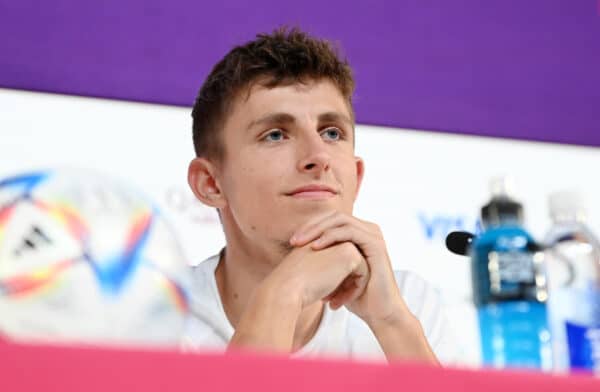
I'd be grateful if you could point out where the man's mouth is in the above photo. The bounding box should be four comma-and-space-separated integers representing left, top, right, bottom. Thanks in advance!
286, 184, 338, 199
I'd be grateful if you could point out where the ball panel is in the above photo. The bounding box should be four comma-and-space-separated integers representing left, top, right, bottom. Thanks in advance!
0, 169, 191, 347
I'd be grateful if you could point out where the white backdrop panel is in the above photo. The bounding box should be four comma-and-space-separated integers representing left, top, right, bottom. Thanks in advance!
2, 88, 600, 366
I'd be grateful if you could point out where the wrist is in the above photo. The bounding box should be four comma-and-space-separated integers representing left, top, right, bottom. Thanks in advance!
366, 306, 420, 336
362, 296, 415, 331
367, 307, 439, 365
229, 275, 302, 353
258, 271, 304, 314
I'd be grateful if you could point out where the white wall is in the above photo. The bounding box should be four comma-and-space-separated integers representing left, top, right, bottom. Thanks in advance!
2, 88, 600, 366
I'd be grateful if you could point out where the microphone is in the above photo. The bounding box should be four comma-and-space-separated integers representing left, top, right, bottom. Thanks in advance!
445, 231, 475, 256
445, 230, 545, 256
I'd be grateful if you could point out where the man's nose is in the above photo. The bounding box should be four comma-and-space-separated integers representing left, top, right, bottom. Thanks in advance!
297, 133, 331, 174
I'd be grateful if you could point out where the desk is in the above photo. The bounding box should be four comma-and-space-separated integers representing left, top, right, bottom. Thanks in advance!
1, 339, 598, 391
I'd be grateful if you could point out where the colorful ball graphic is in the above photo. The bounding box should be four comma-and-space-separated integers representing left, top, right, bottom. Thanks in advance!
0, 169, 191, 347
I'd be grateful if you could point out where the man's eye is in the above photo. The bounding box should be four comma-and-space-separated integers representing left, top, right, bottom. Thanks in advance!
321, 127, 342, 141
264, 129, 285, 142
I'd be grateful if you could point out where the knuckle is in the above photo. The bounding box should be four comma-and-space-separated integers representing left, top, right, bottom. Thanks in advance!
369, 222, 382, 233
320, 231, 335, 242
335, 212, 347, 223
338, 242, 357, 259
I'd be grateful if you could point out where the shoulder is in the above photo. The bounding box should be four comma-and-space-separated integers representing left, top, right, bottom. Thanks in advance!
190, 254, 220, 284
181, 253, 232, 350
186, 254, 221, 311
187, 252, 222, 314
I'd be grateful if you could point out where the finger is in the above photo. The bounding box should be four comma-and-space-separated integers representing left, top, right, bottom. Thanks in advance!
290, 211, 342, 246
323, 288, 341, 303
317, 266, 354, 303
323, 260, 364, 301
329, 281, 357, 309
329, 277, 365, 309
323, 284, 344, 301
291, 210, 338, 242
310, 225, 373, 253
329, 258, 370, 307
322, 282, 344, 303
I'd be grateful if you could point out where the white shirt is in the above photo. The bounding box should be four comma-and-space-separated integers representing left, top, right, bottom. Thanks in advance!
182, 254, 456, 364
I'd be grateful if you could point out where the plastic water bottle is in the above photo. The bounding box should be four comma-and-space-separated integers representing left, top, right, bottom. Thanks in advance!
544, 191, 600, 374
471, 177, 551, 370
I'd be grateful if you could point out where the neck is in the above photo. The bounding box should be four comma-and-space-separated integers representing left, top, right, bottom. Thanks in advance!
215, 216, 324, 351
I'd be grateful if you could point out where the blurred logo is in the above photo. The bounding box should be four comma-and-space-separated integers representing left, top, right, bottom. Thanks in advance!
418, 212, 482, 241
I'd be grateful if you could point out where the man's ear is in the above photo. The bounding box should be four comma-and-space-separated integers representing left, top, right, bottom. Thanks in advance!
188, 157, 226, 208
354, 156, 365, 200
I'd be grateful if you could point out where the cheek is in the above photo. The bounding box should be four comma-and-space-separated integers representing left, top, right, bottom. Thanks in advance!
225, 155, 287, 203
337, 157, 359, 191
224, 158, 291, 235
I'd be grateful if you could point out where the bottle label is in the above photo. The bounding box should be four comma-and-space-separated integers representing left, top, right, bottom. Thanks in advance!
488, 251, 535, 296
565, 322, 600, 372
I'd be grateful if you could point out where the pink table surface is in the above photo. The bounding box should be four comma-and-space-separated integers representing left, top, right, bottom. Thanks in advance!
1, 338, 599, 391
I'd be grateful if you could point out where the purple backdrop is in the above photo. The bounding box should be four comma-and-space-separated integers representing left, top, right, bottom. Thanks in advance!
1, 0, 599, 146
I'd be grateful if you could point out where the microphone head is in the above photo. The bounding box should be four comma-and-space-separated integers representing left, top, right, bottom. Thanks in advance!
445, 231, 475, 256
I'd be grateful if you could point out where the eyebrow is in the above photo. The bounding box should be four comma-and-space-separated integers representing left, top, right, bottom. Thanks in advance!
247, 111, 354, 131
318, 112, 354, 129
247, 112, 295, 131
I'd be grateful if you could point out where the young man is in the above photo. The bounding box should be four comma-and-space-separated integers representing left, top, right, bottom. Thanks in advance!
183, 28, 454, 364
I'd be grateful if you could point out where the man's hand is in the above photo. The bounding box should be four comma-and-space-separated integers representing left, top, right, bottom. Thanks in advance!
229, 241, 369, 353
290, 212, 439, 364
268, 241, 370, 311
289, 211, 406, 325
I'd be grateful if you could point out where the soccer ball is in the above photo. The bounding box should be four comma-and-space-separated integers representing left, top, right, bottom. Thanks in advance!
0, 169, 191, 347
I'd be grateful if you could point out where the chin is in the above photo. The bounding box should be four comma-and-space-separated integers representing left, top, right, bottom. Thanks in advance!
292, 201, 340, 215
285, 204, 345, 226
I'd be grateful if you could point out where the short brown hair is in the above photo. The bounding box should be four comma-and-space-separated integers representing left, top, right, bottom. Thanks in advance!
191, 27, 355, 160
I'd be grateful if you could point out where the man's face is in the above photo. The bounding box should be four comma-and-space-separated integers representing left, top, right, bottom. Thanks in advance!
215, 79, 364, 246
